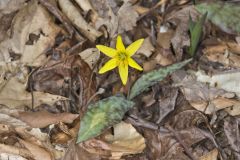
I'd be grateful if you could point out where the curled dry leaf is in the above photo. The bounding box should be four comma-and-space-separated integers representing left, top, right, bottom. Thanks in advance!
15, 111, 78, 128
58, 0, 102, 42
78, 48, 100, 69
137, 37, 155, 58
0, 77, 67, 108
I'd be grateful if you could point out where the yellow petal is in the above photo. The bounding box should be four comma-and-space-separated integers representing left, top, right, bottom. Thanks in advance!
99, 58, 118, 74
96, 45, 117, 58
126, 39, 144, 56
118, 61, 128, 85
128, 58, 143, 71
116, 35, 125, 52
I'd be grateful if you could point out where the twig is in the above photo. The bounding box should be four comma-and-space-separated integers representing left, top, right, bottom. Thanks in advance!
166, 125, 198, 160
126, 114, 158, 130
137, 0, 168, 21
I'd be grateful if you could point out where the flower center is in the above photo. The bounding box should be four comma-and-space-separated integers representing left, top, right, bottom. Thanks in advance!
118, 52, 127, 61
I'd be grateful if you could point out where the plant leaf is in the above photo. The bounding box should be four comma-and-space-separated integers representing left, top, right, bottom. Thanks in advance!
196, 2, 240, 34
129, 59, 192, 100
77, 96, 134, 143
188, 12, 207, 56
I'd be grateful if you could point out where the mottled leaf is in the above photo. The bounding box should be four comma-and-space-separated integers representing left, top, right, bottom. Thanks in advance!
77, 96, 134, 143
196, 2, 240, 34
129, 59, 192, 100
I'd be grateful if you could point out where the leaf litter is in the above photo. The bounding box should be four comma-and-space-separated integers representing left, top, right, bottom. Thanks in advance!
0, 0, 240, 160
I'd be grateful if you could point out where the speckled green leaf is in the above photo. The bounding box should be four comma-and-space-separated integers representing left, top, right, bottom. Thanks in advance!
77, 96, 134, 143
196, 2, 240, 34
129, 59, 192, 100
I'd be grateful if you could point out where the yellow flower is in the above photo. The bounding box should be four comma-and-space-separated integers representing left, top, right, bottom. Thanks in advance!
97, 35, 144, 85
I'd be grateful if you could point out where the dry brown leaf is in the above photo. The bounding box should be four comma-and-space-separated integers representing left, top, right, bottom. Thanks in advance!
195, 70, 240, 97
199, 148, 218, 160
16, 111, 78, 128
0, 77, 67, 108
117, 2, 139, 34
81, 122, 146, 159
58, 0, 102, 42
78, 48, 100, 69
137, 37, 155, 58
173, 71, 240, 115
19, 139, 52, 160
166, 5, 199, 60
0, 0, 26, 15
0, 153, 28, 160
0, 0, 61, 66
203, 42, 240, 68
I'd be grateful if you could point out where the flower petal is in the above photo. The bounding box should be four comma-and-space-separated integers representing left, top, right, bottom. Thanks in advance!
99, 58, 118, 74
118, 61, 128, 85
126, 39, 144, 56
128, 58, 143, 71
96, 45, 117, 58
116, 35, 125, 52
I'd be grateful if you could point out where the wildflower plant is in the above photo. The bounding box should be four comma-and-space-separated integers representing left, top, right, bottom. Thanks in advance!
96, 35, 144, 85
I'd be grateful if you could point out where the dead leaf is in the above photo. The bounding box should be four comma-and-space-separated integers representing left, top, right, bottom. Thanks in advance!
15, 111, 78, 128
0, 77, 67, 108
117, 2, 139, 34
137, 37, 155, 58
199, 148, 218, 160
78, 48, 100, 69
0, 0, 62, 66
224, 117, 240, 159
58, 0, 102, 42
195, 70, 240, 97
19, 139, 52, 160
166, 5, 199, 60
81, 122, 146, 159
203, 42, 240, 68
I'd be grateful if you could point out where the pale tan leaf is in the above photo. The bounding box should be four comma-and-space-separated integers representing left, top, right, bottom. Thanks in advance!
78, 48, 100, 69
0, 77, 67, 108
199, 148, 218, 160
16, 111, 78, 128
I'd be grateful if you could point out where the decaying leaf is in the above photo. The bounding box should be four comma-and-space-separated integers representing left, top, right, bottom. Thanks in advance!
0, 77, 67, 108
195, 70, 240, 97
77, 96, 134, 143
224, 117, 240, 159
0, 0, 62, 66
203, 42, 240, 68
199, 148, 218, 160
173, 71, 240, 115
16, 111, 78, 128
196, 2, 240, 34
129, 59, 192, 100
103, 122, 145, 159
78, 48, 100, 69
80, 121, 145, 159
137, 37, 155, 58
58, 0, 102, 42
